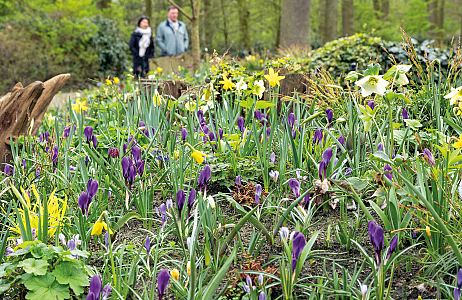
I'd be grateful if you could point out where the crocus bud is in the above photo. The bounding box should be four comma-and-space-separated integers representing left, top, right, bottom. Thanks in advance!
280, 227, 289, 242
361, 285, 368, 299
84, 126, 93, 144
367, 100, 375, 110
144, 236, 150, 253
181, 128, 188, 141
171, 268, 179, 280
246, 275, 252, 287
237, 117, 245, 133
258, 273, 264, 286
157, 269, 170, 300
288, 113, 295, 127
288, 178, 301, 198
255, 184, 262, 205
92, 135, 97, 148
259, 292, 266, 300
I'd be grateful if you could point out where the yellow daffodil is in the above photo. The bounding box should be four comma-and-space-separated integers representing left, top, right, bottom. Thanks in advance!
187, 261, 191, 276
264, 68, 285, 87
91, 211, 113, 235
157, 67, 163, 73
254, 80, 265, 99
219, 74, 235, 90
106, 79, 112, 85
113, 77, 120, 84
444, 86, 462, 105
185, 143, 208, 164
174, 151, 179, 159
72, 98, 88, 112
171, 269, 179, 280
251, 55, 255, 62
260, 59, 264, 64
453, 135, 462, 148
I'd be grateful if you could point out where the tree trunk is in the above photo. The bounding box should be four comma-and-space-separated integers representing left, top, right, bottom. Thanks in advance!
427, 0, 439, 39
237, 0, 251, 50
381, 0, 389, 22
202, 0, 213, 49
324, 0, 339, 42
220, 0, 229, 48
341, 0, 355, 36
279, 0, 312, 47
437, 0, 445, 46
191, 0, 201, 71
275, 0, 282, 47
372, 0, 381, 19
145, 0, 152, 20
96, 0, 110, 9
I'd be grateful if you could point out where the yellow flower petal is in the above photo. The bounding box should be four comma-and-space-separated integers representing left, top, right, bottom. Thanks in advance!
191, 150, 207, 164
453, 135, 462, 148
113, 77, 120, 84
106, 79, 112, 85
264, 68, 285, 87
219, 74, 235, 90
157, 67, 163, 73
171, 268, 179, 280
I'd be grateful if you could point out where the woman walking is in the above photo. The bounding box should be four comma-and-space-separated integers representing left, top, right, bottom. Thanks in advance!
129, 16, 155, 77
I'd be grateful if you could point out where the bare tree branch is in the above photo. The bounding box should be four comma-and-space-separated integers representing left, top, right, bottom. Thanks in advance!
167, 0, 193, 20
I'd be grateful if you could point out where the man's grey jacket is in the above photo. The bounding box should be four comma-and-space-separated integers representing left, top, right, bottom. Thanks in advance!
156, 20, 189, 57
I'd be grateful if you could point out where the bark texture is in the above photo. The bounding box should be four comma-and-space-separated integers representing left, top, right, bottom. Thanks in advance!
279, 0, 312, 47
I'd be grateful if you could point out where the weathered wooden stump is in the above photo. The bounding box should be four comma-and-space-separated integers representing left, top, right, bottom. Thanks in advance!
0, 74, 70, 170
139, 79, 188, 100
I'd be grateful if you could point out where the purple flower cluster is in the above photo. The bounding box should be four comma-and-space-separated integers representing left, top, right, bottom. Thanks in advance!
198, 165, 211, 194
86, 275, 111, 300
84, 126, 98, 148
368, 220, 398, 267
78, 179, 99, 216
121, 138, 145, 189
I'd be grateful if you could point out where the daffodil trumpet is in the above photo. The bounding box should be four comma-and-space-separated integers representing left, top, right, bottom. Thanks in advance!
184, 143, 208, 164
91, 211, 113, 235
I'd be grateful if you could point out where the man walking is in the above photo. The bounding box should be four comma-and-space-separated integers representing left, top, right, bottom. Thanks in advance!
156, 6, 189, 57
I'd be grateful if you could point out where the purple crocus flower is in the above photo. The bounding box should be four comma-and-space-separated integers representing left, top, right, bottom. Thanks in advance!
177, 189, 186, 219
121, 157, 132, 186
87, 275, 102, 300
127, 165, 137, 189
385, 236, 398, 264
246, 275, 252, 287
367, 100, 375, 110
319, 148, 333, 180
39, 133, 43, 143
236, 175, 241, 193
181, 128, 188, 141
92, 135, 97, 148
78, 191, 89, 216
266, 127, 271, 140
288, 178, 301, 198
203, 125, 210, 135
87, 179, 99, 199
84, 126, 93, 144
108, 147, 119, 158
144, 236, 150, 253
313, 129, 323, 145
188, 188, 196, 217
288, 113, 295, 128
368, 220, 384, 266
422, 148, 434, 166
255, 184, 262, 205
345, 168, 352, 176
255, 110, 263, 120
384, 164, 393, 181
270, 152, 276, 163
136, 160, 145, 177
259, 292, 266, 300
157, 269, 170, 300
198, 165, 211, 193
280, 227, 289, 241
102, 285, 112, 300
258, 274, 264, 286
44, 131, 50, 142
291, 232, 306, 273
325, 108, 333, 125
64, 126, 71, 138
197, 110, 204, 121
402, 108, 409, 120
243, 285, 251, 295
454, 268, 462, 300
378, 142, 384, 152
338, 136, 345, 147
104, 231, 109, 251
218, 128, 223, 139
132, 145, 142, 162
303, 192, 310, 209
4, 247, 14, 256
123, 143, 128, 155
3, 165, 11, 176
237, 117, 245, 133
128, 135, 137, 147
156, 203, 168, 230
208, 131, 216, 142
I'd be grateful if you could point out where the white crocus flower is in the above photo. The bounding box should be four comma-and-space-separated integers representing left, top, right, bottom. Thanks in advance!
355, 75, 389, 97
254, 80, 265, 99
444, 86, 462, 105
236, 79, 248, 92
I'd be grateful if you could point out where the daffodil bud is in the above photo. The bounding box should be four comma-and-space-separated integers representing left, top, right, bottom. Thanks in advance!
426, 226, 431, 239
207, 196, 216, 209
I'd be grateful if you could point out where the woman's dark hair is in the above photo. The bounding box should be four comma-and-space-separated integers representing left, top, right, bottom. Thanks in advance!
137, 16, 150, 27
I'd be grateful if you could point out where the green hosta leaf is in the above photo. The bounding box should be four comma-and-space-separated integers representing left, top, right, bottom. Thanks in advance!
24, 273, 70, 300
370, 151, 393, 165
52, 262, 89, 296
255, 101, 275, 109
19, 259, 49, 276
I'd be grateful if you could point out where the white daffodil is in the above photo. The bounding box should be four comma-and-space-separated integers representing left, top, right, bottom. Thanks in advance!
444, 86, 462, 105
148, 74, 156, 80
355, 75, 389, 97
236, 79, 248, 92
254, 80, 265, 99
397, 73, 409, 85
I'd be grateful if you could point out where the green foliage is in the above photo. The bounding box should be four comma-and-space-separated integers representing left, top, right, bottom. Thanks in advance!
0, 241, 90, 299
304, 33, 388, 73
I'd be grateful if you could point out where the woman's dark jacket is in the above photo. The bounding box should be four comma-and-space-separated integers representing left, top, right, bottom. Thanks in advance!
129, 31, 155, 59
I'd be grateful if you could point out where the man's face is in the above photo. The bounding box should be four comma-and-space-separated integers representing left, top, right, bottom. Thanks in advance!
168, 8, 178, 22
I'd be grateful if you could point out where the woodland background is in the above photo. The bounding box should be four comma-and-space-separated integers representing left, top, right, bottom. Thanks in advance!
0, 0, 460, 94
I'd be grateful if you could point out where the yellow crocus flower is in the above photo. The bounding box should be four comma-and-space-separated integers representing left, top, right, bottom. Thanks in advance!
264, 68, 285, 87
113, 77, 120, 84
171, 268, 179, 280
187, 261, 191, 276
219, 74, 235, 90
157, 67, 163, 73
72, 98, 88, 112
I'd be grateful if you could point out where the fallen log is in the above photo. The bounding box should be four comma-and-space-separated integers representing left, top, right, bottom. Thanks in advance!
0, 74, 70, 170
